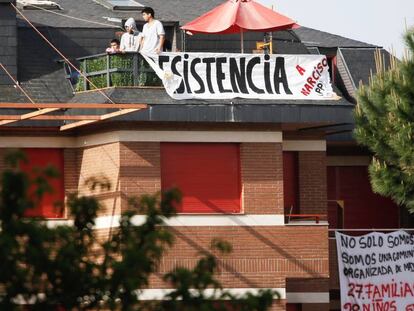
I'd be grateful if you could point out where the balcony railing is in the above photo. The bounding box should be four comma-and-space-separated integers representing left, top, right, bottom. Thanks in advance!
286, 214, 326, 224
64, 52, 162, 92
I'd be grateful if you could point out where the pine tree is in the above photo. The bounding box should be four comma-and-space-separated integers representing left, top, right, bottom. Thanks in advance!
0, 150, 276, 310
354, 30, 414, 213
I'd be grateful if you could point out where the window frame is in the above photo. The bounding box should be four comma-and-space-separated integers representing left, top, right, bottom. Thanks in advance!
94, 0, 145, 11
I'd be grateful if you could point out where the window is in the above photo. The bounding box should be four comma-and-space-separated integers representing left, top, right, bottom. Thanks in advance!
18, 0, 62, 10
94, 0, 145, 11
161, 143, 241, 214
21, 149, 65, 218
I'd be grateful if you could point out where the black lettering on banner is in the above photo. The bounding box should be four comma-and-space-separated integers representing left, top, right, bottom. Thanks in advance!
229, 57, 248, 94
171, 56, 185, 94
183, 54, 192, 93
341, 235, 356, 249
215, 57, 232, 93
359, 235, 384, 249
264, 55, 273, 94
387, 233, 414, 248
158, 55, 170, 70
315, 82, 325, 94
404, 262, 414, 271
274, 57, 292, 95
246, 57, 265, 94
156, 53, 333, 99
202, 58, 216, 93
341, 252, 377, 266
190, 58, 205, 94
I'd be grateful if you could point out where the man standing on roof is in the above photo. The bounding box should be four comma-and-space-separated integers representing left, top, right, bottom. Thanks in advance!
120, 18, 142, 52
140, 7, 165, 54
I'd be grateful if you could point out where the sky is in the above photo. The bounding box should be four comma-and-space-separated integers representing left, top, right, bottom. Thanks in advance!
258, 0, 414, 57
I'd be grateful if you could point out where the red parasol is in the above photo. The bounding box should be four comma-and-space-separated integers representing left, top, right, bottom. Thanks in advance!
181, 0, 300, 52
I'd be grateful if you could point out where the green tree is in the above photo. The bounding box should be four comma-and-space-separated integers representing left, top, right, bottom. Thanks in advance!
0, 150, 276, 310
354, 30, 414, 213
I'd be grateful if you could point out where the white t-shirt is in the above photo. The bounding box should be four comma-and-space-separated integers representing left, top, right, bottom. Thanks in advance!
120, 32, 142, 52
140, 20, 165, 54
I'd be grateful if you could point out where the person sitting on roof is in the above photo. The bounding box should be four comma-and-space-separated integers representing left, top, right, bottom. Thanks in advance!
106, 38, 121, 54
139, 7, 165, 54
120, 18, 142, 52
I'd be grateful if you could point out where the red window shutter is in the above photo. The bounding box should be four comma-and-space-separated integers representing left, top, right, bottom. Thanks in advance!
283, 151, 299, 214
161, 143, 241, 214
21, 149, 65, 218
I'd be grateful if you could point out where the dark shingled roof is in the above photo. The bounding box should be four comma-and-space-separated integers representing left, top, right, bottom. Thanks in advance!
0, 85, 27, 101
18, 28, 73, 103
293, 26, 378, 48
339, 48, 394, 86
17, 0, 224, 28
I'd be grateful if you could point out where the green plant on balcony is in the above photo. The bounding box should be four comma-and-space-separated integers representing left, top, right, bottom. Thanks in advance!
74, 54, 161, 92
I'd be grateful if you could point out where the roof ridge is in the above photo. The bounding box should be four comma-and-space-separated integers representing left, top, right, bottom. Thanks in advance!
295, 26, 378, 48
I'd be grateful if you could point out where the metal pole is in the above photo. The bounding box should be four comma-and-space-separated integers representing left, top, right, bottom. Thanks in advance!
133, 54, 139, 86
182, 30, 186, 52
106, 54, 110, 88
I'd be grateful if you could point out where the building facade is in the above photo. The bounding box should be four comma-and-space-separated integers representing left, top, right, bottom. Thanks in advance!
0, 0, 412, 310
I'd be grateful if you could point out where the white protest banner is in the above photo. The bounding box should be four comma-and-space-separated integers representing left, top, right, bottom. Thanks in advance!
142, 52, 338, 100
336, 231, 414, 311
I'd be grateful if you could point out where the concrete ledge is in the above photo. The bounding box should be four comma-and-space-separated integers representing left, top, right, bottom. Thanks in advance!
0, 131, 283, 148
283, 140, 326, 151
287, 292, 329, 303
45, 214, 286, 229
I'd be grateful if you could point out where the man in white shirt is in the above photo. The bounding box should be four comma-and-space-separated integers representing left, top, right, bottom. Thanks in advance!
140, 7, 165, 54
120, 18, 142, 52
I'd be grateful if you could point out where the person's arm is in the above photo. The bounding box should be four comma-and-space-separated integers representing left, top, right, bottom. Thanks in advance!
138, 34, 144, 52
155, 22, 166, 54
132, 33, 141, 52
119, 34, 126, 52
155, 35, 165, 54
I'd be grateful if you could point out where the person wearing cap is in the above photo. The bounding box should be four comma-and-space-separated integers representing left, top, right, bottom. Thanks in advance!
120, 18, 142, 52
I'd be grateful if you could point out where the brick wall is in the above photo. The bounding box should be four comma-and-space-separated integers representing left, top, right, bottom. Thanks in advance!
119, 142, 161, 212
95, 226, 329, 289
0, 1, 17, 85
298, 152, 327, 215
329, 239, 340, 289
241, 143, 284, 214
74, 143, 122, 216
63, 149, 78, 193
